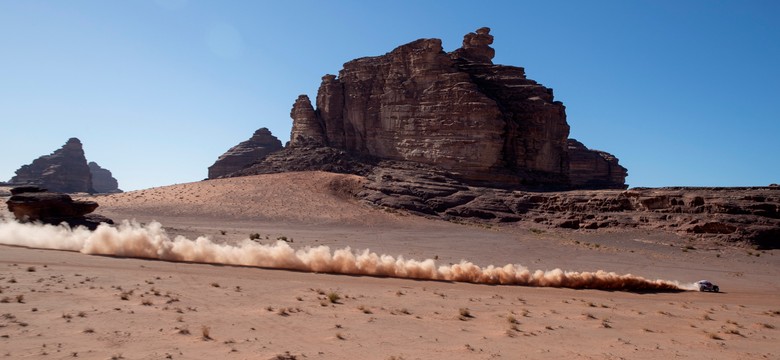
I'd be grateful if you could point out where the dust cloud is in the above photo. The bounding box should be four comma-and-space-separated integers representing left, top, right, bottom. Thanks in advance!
0, 217, 686, 292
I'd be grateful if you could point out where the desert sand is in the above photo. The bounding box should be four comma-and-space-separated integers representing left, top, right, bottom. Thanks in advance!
1, 172, 778, 359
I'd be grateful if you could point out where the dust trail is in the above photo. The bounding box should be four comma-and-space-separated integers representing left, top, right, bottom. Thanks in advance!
0, 217, 686, 292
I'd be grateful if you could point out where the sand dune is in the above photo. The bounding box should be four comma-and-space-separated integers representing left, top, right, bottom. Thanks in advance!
94, 172, 392, 224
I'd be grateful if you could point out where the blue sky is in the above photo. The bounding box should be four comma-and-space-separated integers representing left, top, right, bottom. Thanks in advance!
1, 0, 778, 191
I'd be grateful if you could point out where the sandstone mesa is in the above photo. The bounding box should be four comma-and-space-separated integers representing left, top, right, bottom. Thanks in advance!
212, 27, 627, 190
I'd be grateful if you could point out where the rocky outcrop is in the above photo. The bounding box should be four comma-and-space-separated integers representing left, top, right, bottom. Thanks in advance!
354, 165, 779, 249
231, 145, 375, 178
208, 128, 283, 179
567, 139, 628, 189
9, 138, 94, 193
6, 186, 113, 230
89, 162, 122, 193
289, 96, 326, 147
281, 27, 624, 189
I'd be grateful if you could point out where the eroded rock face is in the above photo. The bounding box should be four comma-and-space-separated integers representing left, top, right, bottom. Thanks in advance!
289, 96, 326, 147
355, 166, 780, 249
567, 139, 628, 189
10, 138, 94, 193
208, 128, 283, 179
89, 162, 122, 193
285, 27, 625, 189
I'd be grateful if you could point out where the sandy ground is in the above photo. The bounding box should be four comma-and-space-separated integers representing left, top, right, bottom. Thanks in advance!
1, 172, 778, 359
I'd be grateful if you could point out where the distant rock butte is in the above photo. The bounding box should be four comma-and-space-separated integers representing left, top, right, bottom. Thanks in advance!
89, 162, 122, 193
208, 128, 283, 179
237, 27, 624, 189
10, 138, 94, 193
9, 138, 121, 194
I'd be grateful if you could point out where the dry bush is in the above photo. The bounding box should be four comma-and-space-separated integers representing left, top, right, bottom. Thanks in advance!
327, 292, 341, 304
201, 325, 212, 340
458, 308, 474, 321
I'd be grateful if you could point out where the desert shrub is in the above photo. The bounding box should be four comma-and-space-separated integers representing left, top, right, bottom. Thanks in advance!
327, 292, 341, 304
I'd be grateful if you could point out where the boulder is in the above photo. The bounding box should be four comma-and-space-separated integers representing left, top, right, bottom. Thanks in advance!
208, 128, 283, 179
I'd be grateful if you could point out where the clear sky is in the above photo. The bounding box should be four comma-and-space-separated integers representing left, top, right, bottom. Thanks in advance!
1, 0, 778, 191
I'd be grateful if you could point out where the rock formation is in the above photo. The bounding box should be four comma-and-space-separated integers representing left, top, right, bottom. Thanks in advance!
567, 139, 628, 189
9, 138, 94, 193
6, 186, 113, 230
89, 162, 122, 193
355, 165, 779, 249
208, 128, 284, 179
281, 27, 625, 189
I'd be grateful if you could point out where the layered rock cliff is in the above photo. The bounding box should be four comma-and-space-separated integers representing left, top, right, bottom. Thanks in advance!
284, 27, 625, 189
10, 138, 94, 193
567, 139, 628, 189
89, 162, 122, 193
208, 128, 283, 179
356, 165, 779, 249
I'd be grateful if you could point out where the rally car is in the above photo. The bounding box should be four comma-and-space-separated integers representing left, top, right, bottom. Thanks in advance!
696, 280, 720, 292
